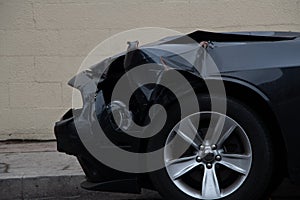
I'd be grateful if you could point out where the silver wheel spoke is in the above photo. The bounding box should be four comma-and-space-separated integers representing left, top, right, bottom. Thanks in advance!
202, 166, 221, 199
175, 119, 202, 150
218, 124, 237, 146
219, 153, 252, 175
204, 114, 226, 145
176, 129, 199, 150
186, 118, 203, 144
204, 114, 237, 146
166, 156, 199, 180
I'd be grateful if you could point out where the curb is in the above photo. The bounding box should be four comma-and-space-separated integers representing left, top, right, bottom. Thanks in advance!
1, 175, 87, 200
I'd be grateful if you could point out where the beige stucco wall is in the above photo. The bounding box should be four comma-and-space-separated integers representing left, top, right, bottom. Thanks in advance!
0, 0, 300, 140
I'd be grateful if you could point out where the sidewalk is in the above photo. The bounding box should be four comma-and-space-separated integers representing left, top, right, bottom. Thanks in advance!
0, 141, 299, 200
0, 141, 160, 200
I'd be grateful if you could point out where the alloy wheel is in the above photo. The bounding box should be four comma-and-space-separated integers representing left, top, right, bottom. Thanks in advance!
164, 112, 252, 199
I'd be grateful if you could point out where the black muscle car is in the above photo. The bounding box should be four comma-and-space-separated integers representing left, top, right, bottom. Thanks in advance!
54, 30, 300, 200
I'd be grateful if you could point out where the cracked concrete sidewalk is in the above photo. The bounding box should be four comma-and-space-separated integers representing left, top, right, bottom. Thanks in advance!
0, 141, 300, 200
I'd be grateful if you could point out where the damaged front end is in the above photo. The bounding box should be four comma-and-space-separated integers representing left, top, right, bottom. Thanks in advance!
54, 55, 144, 193
54, 33, 215, 193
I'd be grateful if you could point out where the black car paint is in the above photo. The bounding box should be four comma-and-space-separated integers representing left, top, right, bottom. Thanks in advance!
208, 39, 300, 182
54, 30, 300, 193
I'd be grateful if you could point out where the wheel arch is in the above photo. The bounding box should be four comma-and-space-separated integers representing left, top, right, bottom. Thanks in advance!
202, 75, 288, 179
197, 74, 290, 188
141, 72, 288, 177
220, 77, 288, 177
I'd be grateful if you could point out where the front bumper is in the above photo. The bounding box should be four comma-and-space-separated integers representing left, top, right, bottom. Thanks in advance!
54, 109, 141, 193
54, 109, 83, 155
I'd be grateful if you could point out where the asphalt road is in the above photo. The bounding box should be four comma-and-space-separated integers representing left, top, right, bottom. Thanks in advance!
28, 182, 300, 200
28, 191, 300, 200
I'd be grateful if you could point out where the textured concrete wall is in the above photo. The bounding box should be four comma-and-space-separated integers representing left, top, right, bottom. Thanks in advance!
0, 0, 300, 140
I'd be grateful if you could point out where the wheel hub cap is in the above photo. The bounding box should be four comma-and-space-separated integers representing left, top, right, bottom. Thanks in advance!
203, 152, 215, 163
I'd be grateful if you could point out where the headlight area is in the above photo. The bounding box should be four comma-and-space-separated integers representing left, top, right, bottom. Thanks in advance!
71, 88, 83, 109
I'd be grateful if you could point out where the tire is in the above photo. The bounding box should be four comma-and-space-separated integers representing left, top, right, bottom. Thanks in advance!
147, 95, 274, 200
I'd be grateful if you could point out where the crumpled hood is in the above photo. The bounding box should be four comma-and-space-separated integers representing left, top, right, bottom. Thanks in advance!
68, 29, 300, 90
69, 37, 203, 90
